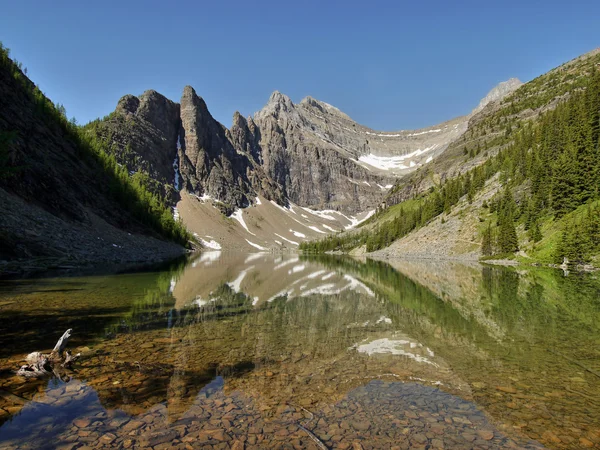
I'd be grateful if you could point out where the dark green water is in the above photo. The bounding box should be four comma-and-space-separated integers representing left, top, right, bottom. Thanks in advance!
0, 253, 598, 449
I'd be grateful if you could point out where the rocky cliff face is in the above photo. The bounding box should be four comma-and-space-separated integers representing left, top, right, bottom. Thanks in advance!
178, 86, 253, 210
178, 86, 284, 213
255, 92, 468, 179
252, 92, 395, 212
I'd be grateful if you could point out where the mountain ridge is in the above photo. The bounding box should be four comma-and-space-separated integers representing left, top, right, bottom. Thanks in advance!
79, 76, 522, 252
301, 47, 600, 266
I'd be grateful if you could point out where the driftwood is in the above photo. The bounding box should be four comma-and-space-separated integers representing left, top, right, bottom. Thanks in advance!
16, 329, 81, 378
52, 328, 73, 355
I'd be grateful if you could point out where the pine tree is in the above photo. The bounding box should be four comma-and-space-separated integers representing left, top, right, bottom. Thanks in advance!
481, 223, 493, 256
497, 186, 519, 253
498, 214, 519, 253
551, 145, 579, 217
554, 228, 568, 264
528, 219, 542, 243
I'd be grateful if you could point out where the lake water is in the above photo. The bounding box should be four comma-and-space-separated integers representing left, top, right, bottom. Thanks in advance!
0, 253, 598, 449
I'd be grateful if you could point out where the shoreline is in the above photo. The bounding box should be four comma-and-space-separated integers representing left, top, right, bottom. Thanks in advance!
318, 250, 599, 273
0, 251, 189, 280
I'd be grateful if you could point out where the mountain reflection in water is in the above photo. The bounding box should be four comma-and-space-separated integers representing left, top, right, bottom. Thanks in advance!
0, 252, 598, 449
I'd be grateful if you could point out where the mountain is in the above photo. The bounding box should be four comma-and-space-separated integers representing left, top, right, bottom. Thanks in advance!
0, 31, 527, 261
303, 48, 600, 267
92, 76, 521, 215
83, 75, 520, 251
223, 79, 521, 214
3, 37, 597, 266
0, 44, 187, 275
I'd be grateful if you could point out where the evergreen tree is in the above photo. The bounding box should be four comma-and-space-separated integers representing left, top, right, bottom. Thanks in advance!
497, 186, 519, 253
528, 219, 542, 243
551, 145, 579, 217
554, 228, 568, 264
481, 223, 493, 256
497, 214, 519, 253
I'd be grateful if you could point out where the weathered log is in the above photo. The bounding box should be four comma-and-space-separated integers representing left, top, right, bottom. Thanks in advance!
16, 329, 80, 378
26, 351, 45, 364
17, 353, 51, 378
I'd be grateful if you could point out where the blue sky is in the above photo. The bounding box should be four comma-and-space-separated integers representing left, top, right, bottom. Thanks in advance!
1, 1, 599, 130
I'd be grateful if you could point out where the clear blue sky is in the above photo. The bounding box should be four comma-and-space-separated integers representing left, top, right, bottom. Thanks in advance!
1, 1, 598, 130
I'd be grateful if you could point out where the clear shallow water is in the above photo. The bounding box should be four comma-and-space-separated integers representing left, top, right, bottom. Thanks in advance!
0, 253, 598, 449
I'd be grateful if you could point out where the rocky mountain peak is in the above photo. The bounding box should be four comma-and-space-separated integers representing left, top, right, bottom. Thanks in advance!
135, 90, 180, 139
247, 116, 258, 134
230, 111, 260, 159
95, 76, 529, 218
255, 91, 296, 121
268, 90, 293, 105
299, 96, 352, 121
116, 94, 140, 115
181, 85, 211, 116
472, 78, 523, 114
138, 89, 160, 101
182, 85, 196, 98
178, 86, 262, 211
95, 89, 180, 196
232, 110, 247, 129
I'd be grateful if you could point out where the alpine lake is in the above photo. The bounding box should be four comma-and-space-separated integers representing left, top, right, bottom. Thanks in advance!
0, 253, 598, 450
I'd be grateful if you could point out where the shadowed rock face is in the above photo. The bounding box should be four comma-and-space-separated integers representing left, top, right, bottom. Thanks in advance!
115, 89, 180, 183
178, 86, 285, 212
91, 89, 181, 199
178, 85, 253, 210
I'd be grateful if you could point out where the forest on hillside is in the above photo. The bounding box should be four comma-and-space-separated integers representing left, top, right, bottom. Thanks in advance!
0, 42, 189, 246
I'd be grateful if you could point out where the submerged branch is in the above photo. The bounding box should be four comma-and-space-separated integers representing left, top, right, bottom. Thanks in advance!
297, 423, 329, 450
